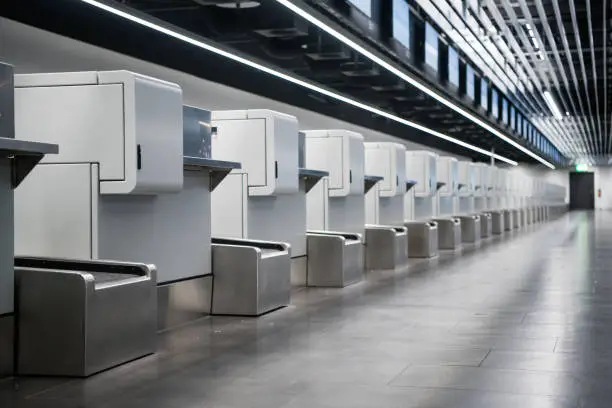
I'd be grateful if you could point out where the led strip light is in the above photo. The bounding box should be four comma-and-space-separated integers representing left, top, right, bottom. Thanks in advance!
273, 0, 555, 169
79, 0, 518, 165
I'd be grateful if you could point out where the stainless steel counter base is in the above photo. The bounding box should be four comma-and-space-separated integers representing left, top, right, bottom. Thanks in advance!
526, 208, 534, 225
512, 210, 520, 229
503, 210, 514, 231
306, 231, 364, 287
433, 218, 462, 250
458, 215, 481, 244
519, 209, 526, 227
479, 213, 493, 238
157, 276, 212, 332
404, 221, 439, 258
0, 314, 13, 378
490, 211, 504, 235
212, 238, 291, 316
365, 225, 408, 270
15, 257, 157, 377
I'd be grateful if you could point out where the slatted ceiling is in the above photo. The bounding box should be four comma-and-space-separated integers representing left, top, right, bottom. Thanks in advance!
3, 0, 572, 164
487, 0, 610, 162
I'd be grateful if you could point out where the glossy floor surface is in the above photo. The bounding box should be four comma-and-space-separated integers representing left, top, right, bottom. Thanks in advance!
3, 211, 612, 407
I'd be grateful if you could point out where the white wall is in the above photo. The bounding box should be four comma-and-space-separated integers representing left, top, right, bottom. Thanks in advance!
514, 165, 570, 203
594, 168, 612, 210
0, 18, 466, 156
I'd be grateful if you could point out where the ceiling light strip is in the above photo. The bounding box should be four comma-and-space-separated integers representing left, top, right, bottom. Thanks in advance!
79, 0, 517, 165
274, 0, 554, 168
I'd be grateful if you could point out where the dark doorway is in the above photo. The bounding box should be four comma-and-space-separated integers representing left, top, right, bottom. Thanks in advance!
569, 172, 595, 210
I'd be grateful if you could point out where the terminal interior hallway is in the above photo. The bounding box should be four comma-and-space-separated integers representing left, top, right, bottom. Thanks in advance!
4, 211, 612, 408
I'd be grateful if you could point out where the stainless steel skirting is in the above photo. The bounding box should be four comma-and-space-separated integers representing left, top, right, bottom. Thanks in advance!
157, 276, 212, 332
291, 256, 308, 287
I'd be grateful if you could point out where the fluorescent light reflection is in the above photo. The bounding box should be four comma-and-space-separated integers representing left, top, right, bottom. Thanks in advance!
274, 0, 555, 168
79, 0, 518, 165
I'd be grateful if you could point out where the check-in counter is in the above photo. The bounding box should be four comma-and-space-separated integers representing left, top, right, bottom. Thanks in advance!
14, 70, 193, 375
15, 73, 271, 329
0, 136, 57, 378
303, 129, 366, 286
406, 151, 439, 258
435, 156, 462, 250
210, 109, 301, 312
364, 142, 409, 270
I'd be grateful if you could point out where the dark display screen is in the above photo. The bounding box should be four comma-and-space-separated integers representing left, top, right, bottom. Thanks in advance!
392, 0, 410, 48
490, 88, 498, 118
480, 79, 488, 110
448, 47, 459, 87
466, 64, 475, 100
425, 22, 438, 72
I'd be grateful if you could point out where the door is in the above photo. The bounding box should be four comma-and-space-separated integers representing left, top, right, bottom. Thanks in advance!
569, 172, 595, 210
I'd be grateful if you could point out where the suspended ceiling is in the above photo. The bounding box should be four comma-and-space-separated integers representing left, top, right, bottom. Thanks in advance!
3, 0, 606, 167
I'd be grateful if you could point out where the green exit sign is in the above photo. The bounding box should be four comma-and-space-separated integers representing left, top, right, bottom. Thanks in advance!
575, 163, 590, 172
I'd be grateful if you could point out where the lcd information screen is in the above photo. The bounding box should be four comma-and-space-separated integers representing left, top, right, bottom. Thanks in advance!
491, 88, 498, 118
425, 22, 439, 71
347, 0, 372, 17
502, 98, 508, 124
480, 79, 488, 110
448, 47, 459, 87
466, 64, 475, 100
392, 0, 410, 49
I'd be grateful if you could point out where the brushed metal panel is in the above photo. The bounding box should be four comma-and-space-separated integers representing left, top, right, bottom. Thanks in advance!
405, 221, 439, 258
459, 216, 481, 244
211, 241, 290, 316
291, 256, 307, 287
157, 276, 212, 332
306, 233, 363, 287
15, 259, 156, 377
491, 211, 504, 235
480, 213, 492, 238
434, 218, 462, 250
364, 226, 408, 270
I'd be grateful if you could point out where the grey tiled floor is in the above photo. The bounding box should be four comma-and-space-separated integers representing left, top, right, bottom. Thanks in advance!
4, 211, 612, 407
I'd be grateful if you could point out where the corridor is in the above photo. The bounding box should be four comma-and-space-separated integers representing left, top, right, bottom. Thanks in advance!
2, 212, 610, 408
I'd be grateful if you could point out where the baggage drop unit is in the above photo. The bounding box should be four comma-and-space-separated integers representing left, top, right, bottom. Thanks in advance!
498, 168, 515, 230
0, 63, 58, 378
302, 129, 365, 287
511, 170, 528, 228
405, 151, 439, 258
456, 162, 481, 244
363, 142, 409, 270
472, 163, 493, 238
434, 156, 462, 251
12, 70, 213, 375
487, 166, 505, 235
210, 109, 305, 314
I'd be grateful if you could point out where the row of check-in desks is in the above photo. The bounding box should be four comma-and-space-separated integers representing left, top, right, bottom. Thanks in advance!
0, 67, 567, 379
